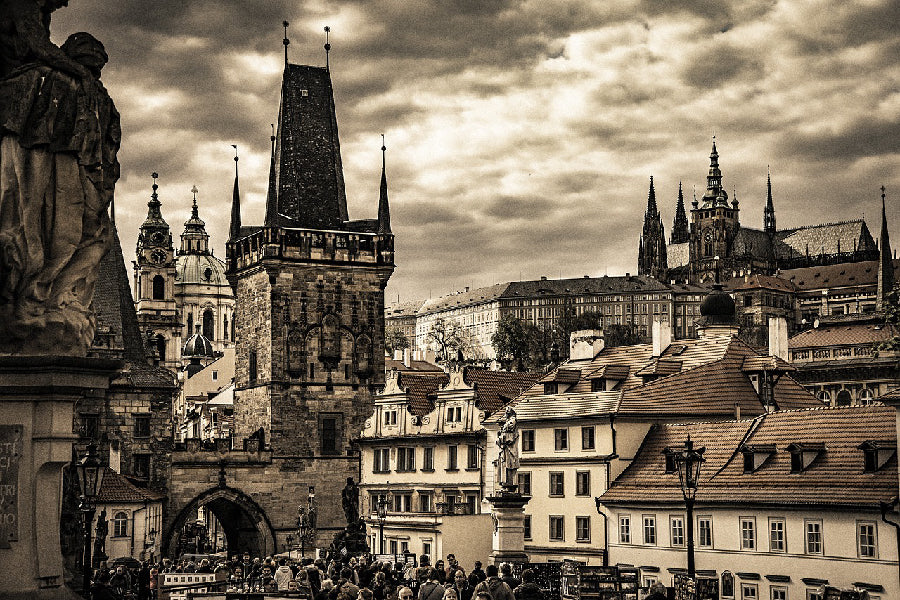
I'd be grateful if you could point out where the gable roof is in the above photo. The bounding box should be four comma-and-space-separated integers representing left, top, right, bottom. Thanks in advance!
600, 405, 897, 508
465, 369, 542, 414
97, 467, 166, 504
778, 259, 900, 291
774, 220, 877, 259
790, 321, 899, 349
727, 273, 796, 293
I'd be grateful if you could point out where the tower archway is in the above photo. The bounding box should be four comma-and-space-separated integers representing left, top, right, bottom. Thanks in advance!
164, 487, 276, 559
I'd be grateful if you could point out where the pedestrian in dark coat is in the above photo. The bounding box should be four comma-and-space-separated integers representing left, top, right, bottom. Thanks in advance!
513, 570, 544, 600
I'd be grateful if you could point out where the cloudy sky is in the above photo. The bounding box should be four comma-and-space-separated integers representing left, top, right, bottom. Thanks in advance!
52, 0, 899, 304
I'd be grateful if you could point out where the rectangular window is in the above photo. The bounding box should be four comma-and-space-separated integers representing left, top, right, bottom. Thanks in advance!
397, 447, 415, 471
383, 410, 398, 426
805, 520, 823, 554
419, 493, 432, 513
389, 540, 398, 554
619, 515, 631, 544
741, 584, 758, 600
393, 493, 412, 513
643, 515, 656, 545
581, 426, 595, 450
423, 447, 434, 471
447, 445, 458, 470
741, 517, 756, 550
521, 430, 535, 452
858, 521, 877, 558
549, 516, 564, 541
517, 472, 532, 496
591, 379, 604, 392
770, 588, 787, 600
544, 382, 558, 395
575, 471, 590, 496
373, 448, 390, 473
467, 444, 479, 469
319, 413, 341, 455
523, 515, 532, 540
133, 454, 151, 479
554, 428, 568, 451
698, 516, 713, 548
422, 541, 431, 559
134, 415, 151, 438
769, 518, 786, 553
670, 516, 685, 547
549, 472, 565, 496
81, 413, 99, 440
806, 591, 824, 600
446, 406, 462, 423
465, 494, 478, 515
576, 516, 591, 542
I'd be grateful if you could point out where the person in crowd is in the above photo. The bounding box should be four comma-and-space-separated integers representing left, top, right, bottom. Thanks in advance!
645, 582, 667, 600
444, 555, 459, 581
332, 567, 361, 600
398, 585, 415, 600
434, 560, 447, 584
295, 567, 314, 597
90, 569, 119, 600
513, 570, 544, 600
359, 588, 375, 600
467, 562, 486, 587
474, 591, 493, 600
149, 565, 159, 600
137, 561, 151, 600
499, 564, 519, 590
443, 588, 458, 600
451, 569, 473, 600
372, 569, 391, 600
275, 558, 294, 591
473, 565, 514, 600
418, 568, 446, 600
110, 565, 131, 597
317, 579, 335, 600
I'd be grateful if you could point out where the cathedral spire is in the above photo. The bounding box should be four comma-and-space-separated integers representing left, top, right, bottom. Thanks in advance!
877, 186, 894, 311
646, 176, 658, 216
764, 166, 776, 234
671, 181, 689, 244
638, 176, 667, 279
378, 135, 391, 234
230, 145, 241, 242
137, 172, 171, 253
701, 137, 728, 208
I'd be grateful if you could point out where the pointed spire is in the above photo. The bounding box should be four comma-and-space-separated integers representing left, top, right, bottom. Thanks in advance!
646, 176, 658, 216
877, 185, 894, 311
137, 172, 171, 253
283, 21, 290, 66
324, 26, 331, 72
701, 137, 728, 208
671, 181, 689, 244
230, 144, 242, 242
764, 166, 777, 234
378, 135, 391, 234
190, 185, 199, 219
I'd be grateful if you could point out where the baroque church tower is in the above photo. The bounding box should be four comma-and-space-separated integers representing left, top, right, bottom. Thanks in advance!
225, 49, 394, 532
637, 176, 668, 279
133, 174, 181, 371
689, 139, 740, 283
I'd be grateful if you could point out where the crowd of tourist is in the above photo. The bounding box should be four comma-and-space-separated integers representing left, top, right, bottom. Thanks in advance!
85, 552, 581, 600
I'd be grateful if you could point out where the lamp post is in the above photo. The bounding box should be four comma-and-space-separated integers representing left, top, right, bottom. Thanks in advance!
146, 528, 157, 563
76, 443, 105, 597
376, 494, 389, 554
674, 436, 705, 579
286, 534, 294, 559
297, 485, 317, 558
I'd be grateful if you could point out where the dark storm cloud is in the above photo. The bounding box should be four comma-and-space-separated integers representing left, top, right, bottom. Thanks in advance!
679, 41, 764, 89
777, 117, 900, 163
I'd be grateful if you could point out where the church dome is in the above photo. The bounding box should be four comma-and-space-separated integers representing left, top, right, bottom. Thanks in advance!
182, 329, 214, 358
175, 253, 228, 286
699, 283, 736, 324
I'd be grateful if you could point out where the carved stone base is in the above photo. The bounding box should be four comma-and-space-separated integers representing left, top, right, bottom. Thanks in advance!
487, 492, 531, 566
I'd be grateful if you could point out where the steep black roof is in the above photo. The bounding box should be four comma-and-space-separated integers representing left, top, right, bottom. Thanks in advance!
264, 64, 349, 230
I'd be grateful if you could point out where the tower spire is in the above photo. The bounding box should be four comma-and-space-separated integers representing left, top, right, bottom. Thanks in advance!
701, 137, 728, 208
638, 176, 667, 279
378, 135, 391, 234
671, 181, 689, 244
324, 26, 331, 71
646, 175, 658, 216
877, 185, 894, 311
764, 166, 776, 234
230, 145, 241, 242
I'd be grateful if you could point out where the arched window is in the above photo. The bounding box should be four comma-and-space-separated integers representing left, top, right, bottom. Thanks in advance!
817, 390, 831, 405
203, 309, 214, 340
187, 313, 194, 337
113, 511, 128, 537
223, 316, 229, 341
835, 389, 851, 406
152, 275, 165, 300
859, 388, 875, 405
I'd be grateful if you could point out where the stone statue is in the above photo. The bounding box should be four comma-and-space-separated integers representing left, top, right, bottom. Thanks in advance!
0, 0, 120, 355
341, 477, 359, 525
496, 406, 520, 491
94, 509, 108, 561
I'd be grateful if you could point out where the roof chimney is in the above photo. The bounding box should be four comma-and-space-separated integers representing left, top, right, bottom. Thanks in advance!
403, 347, 411, 368
768, 316, 789, 361
652, 320, 672, 357
570, 330, 604, 360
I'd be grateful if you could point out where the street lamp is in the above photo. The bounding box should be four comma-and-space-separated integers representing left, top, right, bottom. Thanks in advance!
146, 528, 157, 563
297, 486, 317, 558
286, 534, 294, 558
674, 436, 705, 579
76, 443, 105, 596
376, 493, 389, 554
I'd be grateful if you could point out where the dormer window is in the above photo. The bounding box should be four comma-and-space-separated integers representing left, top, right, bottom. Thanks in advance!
544, 382, 558, 395
858, 440, 897, 472
786, 443, 825, 472
382, 410, 398, 426
662, 448, 677, 474
446, 406, 462, 423
740, 444, 776, 473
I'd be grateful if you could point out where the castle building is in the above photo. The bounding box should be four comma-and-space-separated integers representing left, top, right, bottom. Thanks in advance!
640, 141, 880, 285
133, 179, 235, 371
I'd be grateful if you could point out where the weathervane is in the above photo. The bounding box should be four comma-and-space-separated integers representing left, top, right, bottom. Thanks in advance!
191, 185, 199, 206
324, 26, 331, 71
283, 21, 290, 65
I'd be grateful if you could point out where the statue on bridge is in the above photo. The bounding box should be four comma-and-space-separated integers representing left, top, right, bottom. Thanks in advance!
496, 406, 520, 492
93, 509, 108, 564
341, 477, 359, 525
0, 0, 120, 355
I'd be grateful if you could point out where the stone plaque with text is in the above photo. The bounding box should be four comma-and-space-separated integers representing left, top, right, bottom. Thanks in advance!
0, 425, 22, 544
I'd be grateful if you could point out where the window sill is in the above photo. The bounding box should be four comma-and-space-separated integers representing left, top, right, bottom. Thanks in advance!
421, 468, 435, 473
445, 468, 459, 472
465, 467, 480, 472
549, 494, 565, 498
576, 539, 591, 544
575, 494, 590, 498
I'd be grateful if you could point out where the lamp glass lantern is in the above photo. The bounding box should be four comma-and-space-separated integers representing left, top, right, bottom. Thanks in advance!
77, 443, 105, 502
675, 436, 704, 501
376, 494, 388, 522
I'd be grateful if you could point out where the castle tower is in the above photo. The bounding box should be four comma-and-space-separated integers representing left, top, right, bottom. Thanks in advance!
133, 173, 181, 370
637, 176, 668, 279
670, 181, 689, 244
226, 59, 394, 528
763, 168, 776, 234
689, 139, 741, 284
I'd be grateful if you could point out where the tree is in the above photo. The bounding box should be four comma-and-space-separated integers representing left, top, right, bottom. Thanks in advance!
603, 323, 644, 348
384, 327, 410, 354
492, 315, 531, 368
877, 286, 900, 355
426, 318, 469, 362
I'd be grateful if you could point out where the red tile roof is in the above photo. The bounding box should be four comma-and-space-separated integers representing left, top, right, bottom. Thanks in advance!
395, 372, 449, 415
727, 273, 796, 293
465, 369, 543, 414
600, 404, 897, 508
779, 259, 900, 291
385, 357, 444, 372
97, 468, 165, 504
789, 321, 899, 348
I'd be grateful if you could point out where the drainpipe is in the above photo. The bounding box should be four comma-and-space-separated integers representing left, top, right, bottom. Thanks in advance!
880, 498, 900, 587
595, 461, 612, 567
131, 504, 147, 559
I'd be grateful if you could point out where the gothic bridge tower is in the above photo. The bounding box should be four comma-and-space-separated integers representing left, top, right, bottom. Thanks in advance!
163, 41, 394, 558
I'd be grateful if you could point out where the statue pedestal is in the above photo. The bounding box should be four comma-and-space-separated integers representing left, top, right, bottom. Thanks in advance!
487, 492, 530, 566
0, 356, 117, 600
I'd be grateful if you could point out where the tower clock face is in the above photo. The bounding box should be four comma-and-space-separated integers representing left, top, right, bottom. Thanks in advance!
152, 231, 165, 246
151, 250, 166, 264
704, 229, 713, 242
